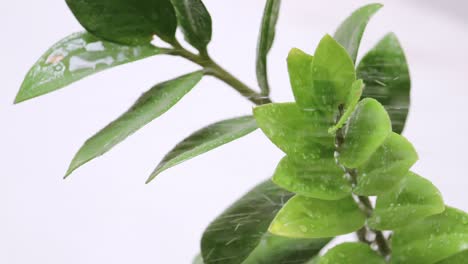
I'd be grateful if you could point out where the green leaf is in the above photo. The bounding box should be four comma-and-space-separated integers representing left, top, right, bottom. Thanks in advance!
256, 0, 281, 95
334, 3, 383, 63
65, 71, 203, 177
392, 207, 468, 264
368, 172, 445, 230
146, 116, 258, 183
201, 180, 330, 264
272, 156, 351, 200
287, 48, 314, 109
269, 195, 366, 238
15, 32, 162, 103
319, 242, 385, 264
354, 132, 418, 195
65, 0, 177, 45
253, 103, 335, 159
338, 98, 391, 168
170, 0, 212, 51
193, 254, 204, 264
329, 79, 364, 134
357, 33, 411, 134
436, 250, 468, 264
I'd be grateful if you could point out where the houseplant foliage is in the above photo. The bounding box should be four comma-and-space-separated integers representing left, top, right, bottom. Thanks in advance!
16, 0, 468, 263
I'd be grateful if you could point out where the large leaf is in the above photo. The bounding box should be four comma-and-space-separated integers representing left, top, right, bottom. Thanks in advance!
201, 180, 330, 264
171, 0, 212, 51
146, 116, 258, 183
392, 207, 468, 264
368, 172, 445, 230
334, 3, 383, 63
319, 242, 385, 264
338, 98, 392, 168
256, 0, 281, 95
65, 0, 177, 45
65, 71, 203, 177
354, 132, 418, 196
253, 103, 335, 159
269, 195, 366, 238
357, 33, 411, 134
15, 32, 162, 103
272, 156, 351, 200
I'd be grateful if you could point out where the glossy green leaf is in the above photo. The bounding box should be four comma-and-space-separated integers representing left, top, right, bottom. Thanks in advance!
15, 32, 162, 103
287, 48, 314, 109
329, 79, 364, 134
354, 132, 418, 196
65, 71, 203, 177
334, 3, 383, 62
253, 103, 335, 159
369, 172, 444, 230
357, 33, 411, 134
338, 98, 391, 168
269, 196, 366, 238
256, 0, 281, 95
272, 156, 351, 200
146, 116, 258, 183
436, 250, 468, 264
65, 0, 177, 45
171, 0, 212, 51
392, 207, 468, 264
201, 180, 330, 264
319, 242, 385, 264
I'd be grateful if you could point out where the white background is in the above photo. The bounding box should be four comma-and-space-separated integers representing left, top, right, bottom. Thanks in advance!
1, 0, 467, 263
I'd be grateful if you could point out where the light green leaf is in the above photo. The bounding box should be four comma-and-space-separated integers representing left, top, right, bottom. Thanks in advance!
171, 0, 212, 51
287, 48, 314, 109
436, 250, 468, 264
338, 98, 391, 168
329, 79, 364, 134
368, 172, 444, 230
201, 180, 330, 264
65, 71, 203, 177
334, 3, 383, 62
256, 0, 281, 95
272, 156, 351, 200
269, 195, 366, 238
253, 103, 335, 159
66, 0, 177, 45
193, 254, 204, 264
15, 32, 162, 103
392, 207, 468, 264
146, 116, 258, 183
354, 132, 418, 195
319, 242, 385, 264
357, 33, 411, 134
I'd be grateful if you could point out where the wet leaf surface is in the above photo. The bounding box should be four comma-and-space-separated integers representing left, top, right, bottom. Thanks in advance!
319, 242, 385, 264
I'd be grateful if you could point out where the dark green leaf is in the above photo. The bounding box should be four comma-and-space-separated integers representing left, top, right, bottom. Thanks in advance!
369, 172, 444, 230
269, 195, 366, 238
319, 242, 385, 264
256, 0, 281, 95
357, 33, 411, 134
392, 207, 468, 264
16, 32, 162, 103
334, 3, 383, 63
65, 71, 203, 177
201, 180, 330, 264
170, 0, 212, 51
66, 0, 177, 45
146, 116, 258, 183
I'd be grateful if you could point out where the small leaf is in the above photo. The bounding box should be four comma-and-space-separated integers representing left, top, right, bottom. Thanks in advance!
256, 0, 281, 95
66, 71, 203, 177
253, 103, 335, 159
329, 79, 364, 134
146, 116, 258, 183
354, 132, 418, 196
170, 0, 212, 51
368, 172, 445, 230
66, 0, 177, 45
201, 180, 330, 264
436, 250, 468, 264
193, 254, 204, 264
392, 207, 468, 264
15, 32, 162, 103
357, 33, 411, 134
272, 156, 351, 200
269, 195, 366, 238
334, 3, 383, 63
287, 48, 314, 109
338, 98, 392, 168
319, 242, 385, 264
